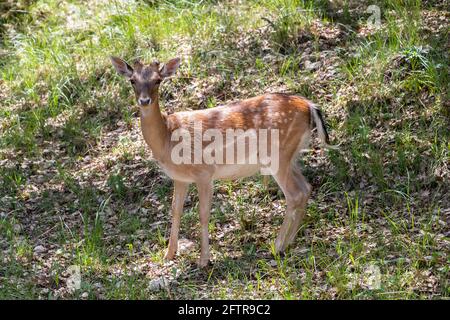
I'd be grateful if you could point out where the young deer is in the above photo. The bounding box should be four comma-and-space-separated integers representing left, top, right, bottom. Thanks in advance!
111, 56, 331, 267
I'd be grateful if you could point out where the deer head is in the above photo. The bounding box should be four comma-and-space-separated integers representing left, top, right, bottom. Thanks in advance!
110, 56, 180, 107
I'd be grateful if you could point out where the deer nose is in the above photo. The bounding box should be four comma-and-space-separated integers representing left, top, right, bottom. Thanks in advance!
138, 97, 151, 106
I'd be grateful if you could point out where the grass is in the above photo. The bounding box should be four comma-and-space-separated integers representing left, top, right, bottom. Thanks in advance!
0, 0, 448, 299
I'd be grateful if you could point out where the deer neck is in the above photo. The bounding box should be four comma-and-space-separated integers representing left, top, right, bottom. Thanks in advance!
140, 97, 169, 161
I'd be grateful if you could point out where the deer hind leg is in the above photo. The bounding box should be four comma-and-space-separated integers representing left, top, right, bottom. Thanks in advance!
272, 162, 311, 253
164, 180, 189, 261
285, 165, 311, 245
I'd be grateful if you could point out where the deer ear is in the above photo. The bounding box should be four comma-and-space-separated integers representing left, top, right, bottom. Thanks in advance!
160, 58, 180, 78
110, 56, 133, 78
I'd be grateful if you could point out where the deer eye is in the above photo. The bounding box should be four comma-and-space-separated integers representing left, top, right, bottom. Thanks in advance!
155, 79, 162, 85
130, 79, 136, 85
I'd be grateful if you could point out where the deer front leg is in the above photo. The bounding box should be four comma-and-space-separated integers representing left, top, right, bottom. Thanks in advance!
197, 181, 213, 267
164, 180, 189, 261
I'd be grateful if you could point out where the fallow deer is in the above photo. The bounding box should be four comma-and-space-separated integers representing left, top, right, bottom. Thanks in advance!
111, 56, 332, 267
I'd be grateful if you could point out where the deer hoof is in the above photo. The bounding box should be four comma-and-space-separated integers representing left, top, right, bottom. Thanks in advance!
197, 257, 210, 268
164, 250, 176, 261
274, 239, 289, 255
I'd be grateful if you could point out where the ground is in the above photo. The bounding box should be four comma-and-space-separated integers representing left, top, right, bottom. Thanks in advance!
0, 0, 449, 299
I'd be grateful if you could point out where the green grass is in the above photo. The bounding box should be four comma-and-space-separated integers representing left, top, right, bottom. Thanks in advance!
0, 0, 448, 299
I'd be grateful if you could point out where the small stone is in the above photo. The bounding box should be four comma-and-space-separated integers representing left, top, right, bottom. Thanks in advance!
34, 245, 46, 254
81, 292, 88, 298
148, 277, 169, 292
304, 60, 321, 71
178, 238, 195, 254
269, 260, 277, 267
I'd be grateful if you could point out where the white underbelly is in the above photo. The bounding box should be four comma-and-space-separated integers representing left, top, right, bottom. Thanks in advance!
160, 164, 261, 182
212, 164, 261, 180
158, 162, 196, 183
